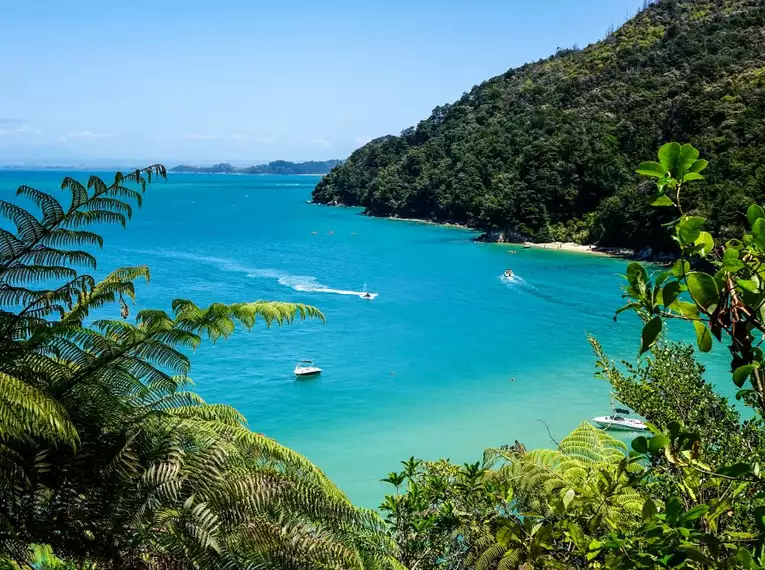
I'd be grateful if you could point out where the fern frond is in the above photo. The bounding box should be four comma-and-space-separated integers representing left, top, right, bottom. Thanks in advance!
43, 229, 104, 249
16, 186, 65, 225
0, 371, 78, 444
60, 177, 89, 210
0, 200, 45, 243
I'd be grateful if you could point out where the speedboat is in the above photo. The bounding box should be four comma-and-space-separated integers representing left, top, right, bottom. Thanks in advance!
592, 407, 646, 431
504, 269, 514, 278
360, 292, 373, 299
294, 360, 321, 377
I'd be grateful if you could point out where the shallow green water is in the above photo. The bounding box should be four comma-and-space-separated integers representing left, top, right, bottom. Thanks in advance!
0, 170, 732, 507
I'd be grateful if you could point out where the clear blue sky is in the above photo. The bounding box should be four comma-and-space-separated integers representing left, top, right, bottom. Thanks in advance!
0, 0, 645, 164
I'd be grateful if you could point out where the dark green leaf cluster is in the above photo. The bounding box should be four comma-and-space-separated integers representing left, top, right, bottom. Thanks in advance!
313, 0, 765, 249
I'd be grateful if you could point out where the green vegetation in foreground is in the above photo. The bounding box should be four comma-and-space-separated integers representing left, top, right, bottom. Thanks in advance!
7, 143, 765, 569
170, 159, 341, 175
378, 144, 765, 569
0, 168, 399, 569
313, 0, 765, 250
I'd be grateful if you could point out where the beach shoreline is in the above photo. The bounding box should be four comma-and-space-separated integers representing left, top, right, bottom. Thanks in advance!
510, 241, 636, 258
312, 202, 654, 260
384, 216, 637, 258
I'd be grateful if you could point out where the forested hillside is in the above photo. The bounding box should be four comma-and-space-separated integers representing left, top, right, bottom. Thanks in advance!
313, 0, 765, 249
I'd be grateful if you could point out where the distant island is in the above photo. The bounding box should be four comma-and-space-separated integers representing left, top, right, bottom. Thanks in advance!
170, 160, 341, 175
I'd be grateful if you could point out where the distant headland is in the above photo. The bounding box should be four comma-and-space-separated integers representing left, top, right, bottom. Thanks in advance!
170, 160, 341, 175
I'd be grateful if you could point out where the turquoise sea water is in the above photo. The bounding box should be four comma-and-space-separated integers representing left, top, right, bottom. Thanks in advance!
0, 170, 732, 508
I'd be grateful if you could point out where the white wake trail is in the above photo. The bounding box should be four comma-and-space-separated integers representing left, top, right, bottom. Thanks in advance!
127, 249, 378, 298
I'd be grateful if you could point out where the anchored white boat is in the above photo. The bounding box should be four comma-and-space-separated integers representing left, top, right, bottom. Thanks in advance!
294, 360, 322, 377
593, 406, 647, 431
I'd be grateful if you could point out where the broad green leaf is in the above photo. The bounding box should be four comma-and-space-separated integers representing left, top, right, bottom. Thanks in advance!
648, 434, 670, 453
614, 302, 641, 321
626, 262, 648, 287
677, 216, 705, 244
658, 142, 681, 173
636, 161, 667, 178
748, 204, 765, 228
632, 436, 648, 454
693, 321, 713, 352
694, 231, 714, 257
496, 524, 513, 547
716, 462, 752, 477
675, 143, 700, 176
682, 172, 704, 182
649, 193, 674, 207
670, 299, 699, 318
642, 498, 658, 520
738, 549, 756, 569
721, 259, 745, 273
670, 259, 690, 278
746, 204, 765, 227
662, 281, 680, 308
686, 272, 719, 310
723, 247, 740, 261
639, 316, 662, 356
733, 364, 756, 388
737, 278, 758, 293
687, 158, 708, 173
753, 218, 765, 249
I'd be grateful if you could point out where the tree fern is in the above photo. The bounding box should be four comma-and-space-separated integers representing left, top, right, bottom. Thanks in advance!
0, 168, 398, 569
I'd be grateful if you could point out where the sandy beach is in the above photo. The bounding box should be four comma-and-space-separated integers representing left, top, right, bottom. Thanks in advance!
514, 241, 636, 258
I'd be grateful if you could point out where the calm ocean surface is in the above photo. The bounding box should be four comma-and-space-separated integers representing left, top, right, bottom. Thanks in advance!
0, 170, 732, 507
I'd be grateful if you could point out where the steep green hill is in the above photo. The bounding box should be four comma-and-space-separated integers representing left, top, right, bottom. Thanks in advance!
313, 0, 765, 249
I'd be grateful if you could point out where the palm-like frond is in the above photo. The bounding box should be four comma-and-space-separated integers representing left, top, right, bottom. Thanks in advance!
491, 423, 643, 524
0, 167, 397, 570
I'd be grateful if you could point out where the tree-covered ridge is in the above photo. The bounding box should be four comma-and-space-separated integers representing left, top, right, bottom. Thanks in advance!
313, 0, 765, 250
171, 159, 341, 175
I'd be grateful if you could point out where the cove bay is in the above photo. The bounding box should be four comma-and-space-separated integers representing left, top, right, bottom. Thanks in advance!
0, 169, 731, 508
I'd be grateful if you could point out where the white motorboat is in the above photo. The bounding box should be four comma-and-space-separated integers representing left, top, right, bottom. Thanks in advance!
504, 269, 514, 278
294, 360, 322, 377
593, 406, 646, 431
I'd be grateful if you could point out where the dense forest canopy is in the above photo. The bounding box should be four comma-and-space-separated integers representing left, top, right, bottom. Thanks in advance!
313, 0, 765, 250
171, 159, 341, 175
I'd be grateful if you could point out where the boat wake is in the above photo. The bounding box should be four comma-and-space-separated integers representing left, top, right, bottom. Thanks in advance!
126, 250, 378, 298
499, 273, 527, 287
269, 274, 378, 298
